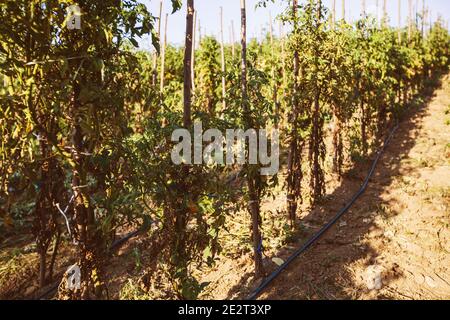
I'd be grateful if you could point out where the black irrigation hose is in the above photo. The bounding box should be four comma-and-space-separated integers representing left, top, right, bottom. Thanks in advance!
247, 123, 399, 300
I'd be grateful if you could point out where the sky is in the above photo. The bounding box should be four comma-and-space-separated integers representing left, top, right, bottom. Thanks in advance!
138, 0, 450, 50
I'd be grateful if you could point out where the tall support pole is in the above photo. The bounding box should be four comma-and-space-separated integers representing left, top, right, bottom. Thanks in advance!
398, 0, 402, 43
415, 0, 419, 28
220, 7, 226, 112
279, 20, 286, 104
376, 0, 380, 27
286, 0, 301, 228
260, 24, 264, 42
241, 0, 247, 113
269, 12, 274, 55
152, 0, 162, 87
332, 0, 336, 29
342, 0, 346, 22
160, 13, 168, 93
269, 11, 278, 128
231, 20, 236, 59
191, 10, 197, 93
198, 19, 202, 43
183, 0, 194, 128
421, 0, 425, 38
429, 8, 432, 33
240, 0, 264, 279
408, 0, 412, 42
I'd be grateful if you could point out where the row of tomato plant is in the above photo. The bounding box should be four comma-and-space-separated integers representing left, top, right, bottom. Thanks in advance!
0, 0, 448, 299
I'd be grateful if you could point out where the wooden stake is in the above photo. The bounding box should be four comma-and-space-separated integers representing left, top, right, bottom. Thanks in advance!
269, 12, 274, 55
160, 13, 168, 93
240, 0, 264, 280
348, 6, 352, 24
408, 0, 412, 42
198, 19, 202, 43
191, 10, 197, 93
398, 0, 402, 43
342, 0, 345, 22
279, 20, 286, 98
183, 0, 194, 128
286, 0, 301, 228
269, 11, 278, 127
220, 6, 226, 111
332, 0, 336, 29
376, 0, 379, 26
429, 8, 432, 33
260, 23, 264, 42
415, 0, 419, 28
231, 20, 236, 59
421, 0, 425, 37
152, 0, 162, 87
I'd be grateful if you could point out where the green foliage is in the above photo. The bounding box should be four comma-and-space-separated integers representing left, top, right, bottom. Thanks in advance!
0, 0, 449, 300
195, 37, 222, 116
170, 0, 183, 14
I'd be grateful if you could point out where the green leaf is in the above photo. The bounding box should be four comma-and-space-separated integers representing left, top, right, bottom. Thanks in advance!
171, 0, 182, 14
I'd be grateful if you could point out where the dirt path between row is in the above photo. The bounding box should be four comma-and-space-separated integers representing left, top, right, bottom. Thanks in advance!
248, 75, 450, 300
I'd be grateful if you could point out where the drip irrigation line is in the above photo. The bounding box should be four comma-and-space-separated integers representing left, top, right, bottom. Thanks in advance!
247, 123, 399, 300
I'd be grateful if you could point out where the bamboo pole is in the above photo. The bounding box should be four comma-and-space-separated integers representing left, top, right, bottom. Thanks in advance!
191, 10, 197, 93
286, 0, 301, 227
398, 0, 402, 43
409, 0, 413, 39
220, 6, 226, 111
332, 0, 336, 29
260, 24, 264, 42
408, 0, 412, 42
160, 13, 168, 93
152, 0, 162, 87
342, 0, 345, 22
240, 0, 264, 279
415, 0, 419, 28
183, 0, 194, 128
231, 20, 236, 59
279, 20, 286, 102
429, 8, 432, 33
376, 0, 379, 26
269, 12, 274, 55
421, 0, 425, 37
198, 19, 202, 43
383, 0, 387, 27
348, 6, 352, 24
269, 11, 278, 128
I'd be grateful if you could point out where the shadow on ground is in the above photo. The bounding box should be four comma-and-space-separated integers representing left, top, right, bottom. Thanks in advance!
225, 75, 445, 300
